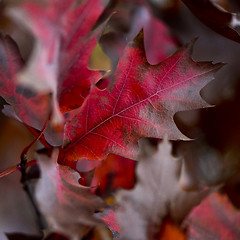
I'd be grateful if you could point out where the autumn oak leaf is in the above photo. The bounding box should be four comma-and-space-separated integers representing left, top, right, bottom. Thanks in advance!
61, 31, 223, 164
184, 192, 240, 240
0, 35, 57, 139
35, 149, 106, 240
7, 0, 108, 141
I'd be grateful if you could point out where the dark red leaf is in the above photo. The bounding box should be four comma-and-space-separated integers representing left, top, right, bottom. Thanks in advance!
61, 32, 223, 163
184, 192, 240, 240
35, 149, 106, 240
57, 0, 108, 113
6, 0, 108, 145
0, 35, 61, 144
182, 0, 240, 44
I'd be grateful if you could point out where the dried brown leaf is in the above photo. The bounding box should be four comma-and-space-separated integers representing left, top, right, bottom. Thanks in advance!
116, 138, 209, 240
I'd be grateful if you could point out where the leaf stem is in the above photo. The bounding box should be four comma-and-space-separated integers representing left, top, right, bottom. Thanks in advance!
20, 112, 51, 161
20, 162, 46, 234
18, 115, 51, 236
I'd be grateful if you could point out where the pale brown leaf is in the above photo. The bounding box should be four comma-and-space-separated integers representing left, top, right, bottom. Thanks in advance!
116, 138, 209, 240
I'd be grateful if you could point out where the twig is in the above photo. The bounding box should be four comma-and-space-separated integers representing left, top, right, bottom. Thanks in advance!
18, 155, 46, 234
18, 115, 51, 236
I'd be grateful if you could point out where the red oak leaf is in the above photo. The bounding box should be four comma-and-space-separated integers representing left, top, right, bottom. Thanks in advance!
184, 192, 240, 240
7, 0, 107, 143
57, 0, 108, 113
0, 35, 59, 143
35, 149, 106, 240
182, 0, 240, 44
61, 31, 223, 164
